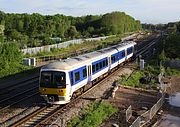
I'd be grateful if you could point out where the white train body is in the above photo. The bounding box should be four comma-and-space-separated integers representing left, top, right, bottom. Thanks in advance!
39, 41, 136, 104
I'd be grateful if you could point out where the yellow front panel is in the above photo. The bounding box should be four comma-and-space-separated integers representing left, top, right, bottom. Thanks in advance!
39, 87, 66, 96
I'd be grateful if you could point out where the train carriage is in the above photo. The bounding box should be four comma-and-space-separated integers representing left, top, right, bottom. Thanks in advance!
39, 41, 136, 104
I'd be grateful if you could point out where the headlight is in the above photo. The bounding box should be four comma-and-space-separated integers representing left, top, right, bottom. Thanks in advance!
58, 90, 63, 93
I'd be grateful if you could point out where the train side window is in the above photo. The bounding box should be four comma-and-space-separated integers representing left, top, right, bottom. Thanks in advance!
103, 60, 105, 67
111, 56, 115, 63
122, 51, 125, 57
100, 62, 103, 69
127, 47, 132, 55
92, 65, 95, 73
105, 59, 108, 66
96, 63, 99, 71
115, 55, 118, 61
83, 68, 87, 78
111, 56, 113, 63
75, 72, 80, 82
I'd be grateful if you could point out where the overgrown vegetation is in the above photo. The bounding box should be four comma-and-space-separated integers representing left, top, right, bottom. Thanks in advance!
0, 11, 141, 48
68, 102, 117, 127
157, 25, 180, 76
119, 69, 157, 88
0, 42, 32, 78
119, 23, 180, 88
119, 71, 144, 87
0, 23, 137, 79
158, 34, 180, 59
0, 10, 142, 78
165, 67, 180, 76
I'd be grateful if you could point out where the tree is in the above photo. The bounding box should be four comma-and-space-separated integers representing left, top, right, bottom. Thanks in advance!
0, 10, 142, 47
65, 26, 78, 39
100, 12, 141, 35
0, 42, 23, 68
164, 34, 180, 59
87, 26, 95, 35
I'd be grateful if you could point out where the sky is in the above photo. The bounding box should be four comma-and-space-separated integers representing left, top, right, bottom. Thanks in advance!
0, 0, 180, 24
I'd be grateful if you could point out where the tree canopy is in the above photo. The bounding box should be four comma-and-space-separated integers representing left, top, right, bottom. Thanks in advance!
0, 11, 142, 48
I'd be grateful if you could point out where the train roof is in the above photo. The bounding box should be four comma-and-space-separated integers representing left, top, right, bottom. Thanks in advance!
41, 41, 136, 71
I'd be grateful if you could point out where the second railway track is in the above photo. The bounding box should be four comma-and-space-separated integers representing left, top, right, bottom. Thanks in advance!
0, 33, 161, 127
10, 63, 130, 127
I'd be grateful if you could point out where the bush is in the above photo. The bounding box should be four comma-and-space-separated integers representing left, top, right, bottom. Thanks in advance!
0, 42, 32, 78
119, 71, 144, 87
68, 102, 117, 127
165, 67, 180, 76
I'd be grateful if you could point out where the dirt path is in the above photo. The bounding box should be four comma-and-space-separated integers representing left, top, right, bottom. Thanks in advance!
101, 87, 158, 127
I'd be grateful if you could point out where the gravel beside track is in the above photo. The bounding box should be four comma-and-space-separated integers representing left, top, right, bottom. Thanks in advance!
0, 94, 45, 126
0, 107, 40, 127
0, 76, 43, 125
46, 66, 135, 126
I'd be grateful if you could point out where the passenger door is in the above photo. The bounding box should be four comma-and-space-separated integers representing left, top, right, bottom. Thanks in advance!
68, 71, 73, 97
70, 72, 74, 86
87, 65, 92, 82
108, 56, 111, 71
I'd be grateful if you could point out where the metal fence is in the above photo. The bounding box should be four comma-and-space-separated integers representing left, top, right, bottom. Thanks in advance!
21, 36, 110, 55
130, 80, 167, 127
23, 34, 139, 66
23, 46, 92, 66
149, 95, 164, 120
129, 93, 165, 127
129, 71, 166, 127
35, 47, 90, 66
126, 105, 132, 122
165, 60, 180, 69
130, 117, 141, 127
21, 34, 138, 55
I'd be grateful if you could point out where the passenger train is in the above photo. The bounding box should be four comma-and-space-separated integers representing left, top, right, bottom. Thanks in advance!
39, 41, 136, 104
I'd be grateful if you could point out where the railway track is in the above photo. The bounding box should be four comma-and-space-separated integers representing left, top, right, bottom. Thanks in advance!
27, 35, 162, 127
1, 33, 161, 127
0, 86, 39, 112
0, 84, 44, 127
0, 76, 39, 95
10, 105, 61, 127
10, 63, 127, 127
135, 36, 160, 57
0, 75, 40, 111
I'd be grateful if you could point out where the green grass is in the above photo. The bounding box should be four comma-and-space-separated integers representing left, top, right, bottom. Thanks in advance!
118, 64, 160, 88
119, 71, 144, 88
68, 102, 117, 127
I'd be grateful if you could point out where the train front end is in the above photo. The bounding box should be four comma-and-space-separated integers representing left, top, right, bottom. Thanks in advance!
39, 69, 70, 104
